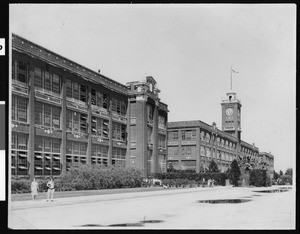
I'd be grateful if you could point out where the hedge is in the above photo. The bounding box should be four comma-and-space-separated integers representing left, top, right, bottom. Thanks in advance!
11, 163, 144, 194
249, 169, 271, 187
149, 171, 229, 186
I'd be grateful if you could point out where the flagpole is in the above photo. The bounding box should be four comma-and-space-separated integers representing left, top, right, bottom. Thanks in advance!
230, 66, 232, 90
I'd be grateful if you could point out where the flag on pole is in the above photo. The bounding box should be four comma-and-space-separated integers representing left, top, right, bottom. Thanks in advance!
232, 68, 239, 74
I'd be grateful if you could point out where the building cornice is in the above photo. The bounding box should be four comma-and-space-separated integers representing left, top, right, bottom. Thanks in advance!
12, 33, 129, 96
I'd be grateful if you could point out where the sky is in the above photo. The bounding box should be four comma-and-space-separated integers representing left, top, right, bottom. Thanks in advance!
9, 4, 296, 172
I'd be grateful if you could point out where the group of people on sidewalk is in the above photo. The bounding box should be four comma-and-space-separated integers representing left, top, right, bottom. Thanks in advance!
30, 177, 55, 202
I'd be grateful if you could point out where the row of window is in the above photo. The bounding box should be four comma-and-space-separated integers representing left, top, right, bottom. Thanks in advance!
12, 60, 28, 86
11, 132, 28, 150
66, 110, 88, 134
168, 145, 236, 162
90, 88, 109, 109
34, 67, 61, 95
12, 96, 28, 123
168, 130, 197, 141
35, 137, 61, 153
35, 102, 61, 128
91, 116, 109, 138
66, 79, 87, 103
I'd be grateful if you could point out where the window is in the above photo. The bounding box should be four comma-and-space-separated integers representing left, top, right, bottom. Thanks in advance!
52, 74, 60, 94
200, 146, 205, 156
181, 146, 196, 159
102, 119, 109, 137
158, 135, 166, 148
44, 105, 51, 127
52, 106, 60, 128
35, 137, 61, 153
182, 130, 196, 141
66, 110, 87, 133
91, 89, 96, 105
16, 133, 28, 150
73, 112, 79, 132
168, 131, 178, 141
206, 148, 211, 157
44, 137, 51, 152
80, 85, 86, 102
73, 82, 79, 100
158, 115, 166, 129
44, 71, 51, 91
66, 141, 87, 156
35, 102, 43, 125
80, 143, 87, 155
103, 93, 108, 109
201, 131, 205, 141
35, 137, 43, 152
52, 139, 61, 153
112, 98, 127, 115
112, 122, 126, 141
13, 60, 28, 85
147, 105, 153, 120
66, 79, 72, 98
34, 67, 43, 88
91, 116, 103, 136
35, 102, 61, 128
168, 146, 179, 158
12, 96, 28, 123
112, 147, 126, 160
18, 98, 28, 122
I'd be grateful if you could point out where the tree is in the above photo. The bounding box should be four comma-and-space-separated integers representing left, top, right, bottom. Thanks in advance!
279, 170, 283, 176
167, 163, 177, 173
284, 168, 293, 177
228, 159, 241, 187
273, 170, 279, 180
208, 160, 220, 173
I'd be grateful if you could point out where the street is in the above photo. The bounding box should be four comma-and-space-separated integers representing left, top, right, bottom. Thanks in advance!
8, 185, 295, 229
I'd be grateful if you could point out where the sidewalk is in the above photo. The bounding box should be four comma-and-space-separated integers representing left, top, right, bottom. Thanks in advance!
10, 186, 232, 210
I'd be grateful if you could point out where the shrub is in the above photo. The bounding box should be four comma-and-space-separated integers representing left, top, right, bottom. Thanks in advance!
249, 169, 270, 187
11, 164, 144, 193
278, 175, 292, 185
228, 160, 241, 187
11, 179, 31, 194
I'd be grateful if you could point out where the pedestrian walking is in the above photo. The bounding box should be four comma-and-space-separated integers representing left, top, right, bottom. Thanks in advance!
31, 177, 39, 200
46, 177, 55, 202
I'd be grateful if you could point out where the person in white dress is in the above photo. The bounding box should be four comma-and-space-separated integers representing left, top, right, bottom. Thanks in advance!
46, 177, 55, 202
31, 177, 39, 200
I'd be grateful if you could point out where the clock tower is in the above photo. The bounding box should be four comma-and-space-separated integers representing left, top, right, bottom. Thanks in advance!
221, 90, 242, 141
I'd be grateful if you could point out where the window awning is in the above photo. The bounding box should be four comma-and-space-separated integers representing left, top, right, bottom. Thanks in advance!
53, 167, 61, 171
35, 166, 43, 170
45, 155, 51, 160
45, 167, 51, 170
19, 153, 27, 158
19, 166, 28, 170
35, 154, 43, 159
81, 158, 87, 161
53, 156, 60, 160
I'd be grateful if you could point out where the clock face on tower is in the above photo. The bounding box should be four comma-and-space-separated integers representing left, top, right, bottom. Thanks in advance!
226, 108, 233, 116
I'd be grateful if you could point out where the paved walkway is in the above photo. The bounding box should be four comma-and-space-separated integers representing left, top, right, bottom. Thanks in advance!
8, 185, 295, 230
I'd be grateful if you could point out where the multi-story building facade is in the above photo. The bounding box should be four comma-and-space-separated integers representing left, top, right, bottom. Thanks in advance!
167, 90, 268, 174
126, 78, 168, 175
167, 120, 240, 172
258, 152, 274, 179
10, 34, 168, 179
